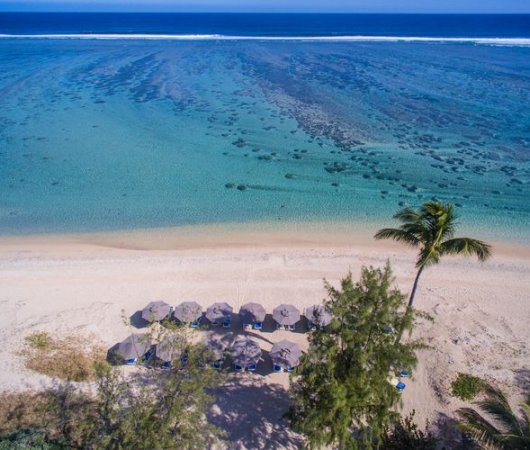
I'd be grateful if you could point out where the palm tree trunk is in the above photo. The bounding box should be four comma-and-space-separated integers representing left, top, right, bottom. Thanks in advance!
408, 265, 424, 308
396, 265, 425, 343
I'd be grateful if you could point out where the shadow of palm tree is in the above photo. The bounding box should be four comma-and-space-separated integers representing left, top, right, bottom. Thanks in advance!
208, 378, 302, 449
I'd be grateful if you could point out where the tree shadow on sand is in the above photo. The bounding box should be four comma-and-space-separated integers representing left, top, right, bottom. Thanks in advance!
514, 367, 530, 392
432, 412, 472, 449
208, 379, 303, 450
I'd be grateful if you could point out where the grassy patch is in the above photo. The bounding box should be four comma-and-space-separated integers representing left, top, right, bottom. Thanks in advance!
451, 372, 484, 401
24, 331, 52, 350
20, 332, 109, 382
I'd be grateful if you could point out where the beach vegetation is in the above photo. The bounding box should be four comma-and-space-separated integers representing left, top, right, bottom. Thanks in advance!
288, 263, 421, 449
451, 373, 484, 401
375, 201, 491, 338
381, 410, 438, 449
20, 332, 108, 382
5, 329, 225, 449
24, 331, 52, 350
456, 384, 530, 449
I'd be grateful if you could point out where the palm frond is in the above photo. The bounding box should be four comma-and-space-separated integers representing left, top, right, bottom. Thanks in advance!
440, 238, 492, 261
476, 385, 525, 438
374, 228, 420, 247
456, 407, 503, 449
416, 246, 441, 269
392, 207, 422, 224
520, 402, 530, 432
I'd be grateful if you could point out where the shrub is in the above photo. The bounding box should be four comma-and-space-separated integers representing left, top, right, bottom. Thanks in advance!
20, 333, 109, 382
382, 410, 438, 449
0, 429, 62, 449
451, 373, 483, 401
24, 332, 52, 350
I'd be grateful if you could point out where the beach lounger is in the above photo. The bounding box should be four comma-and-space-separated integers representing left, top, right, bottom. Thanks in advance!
190, 320, 200, 328
142, 350, 153, 363
396, 382, 406, 392
399, 370, 409, 377
287, 324, 296, 331
287, 366, 295, 373
247, 363, 257, 372
222, 319, 231, 328
273, 364, 282, 373
234, 364, 243, 372
213, 359, 223, 370
253, 322, 263, 330
161, 361, 171, 369
126, 358, 137, 365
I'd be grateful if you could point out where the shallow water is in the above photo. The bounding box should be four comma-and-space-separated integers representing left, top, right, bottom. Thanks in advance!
0, 39, 529, 240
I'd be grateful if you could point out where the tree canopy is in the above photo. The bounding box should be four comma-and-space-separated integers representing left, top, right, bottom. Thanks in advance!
288, 263, 421, 449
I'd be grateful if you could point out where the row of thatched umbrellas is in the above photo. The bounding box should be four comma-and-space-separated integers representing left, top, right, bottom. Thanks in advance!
111, 300, 333, 370
141, 300, 332, 329
112, 334, 303, 371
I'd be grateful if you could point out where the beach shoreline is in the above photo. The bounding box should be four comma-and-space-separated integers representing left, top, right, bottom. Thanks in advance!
1, 220, 529, 257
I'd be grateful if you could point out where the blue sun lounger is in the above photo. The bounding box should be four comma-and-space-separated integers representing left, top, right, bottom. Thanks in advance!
213, 359, 223, 370
234, 364, 243, 372
396, 382, 406, 392
247, 363, 257, 372
273, 364, 282, 373
253, 322, 263, 330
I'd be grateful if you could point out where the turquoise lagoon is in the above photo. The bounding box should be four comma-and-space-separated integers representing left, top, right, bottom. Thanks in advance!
0, 39, 529, 241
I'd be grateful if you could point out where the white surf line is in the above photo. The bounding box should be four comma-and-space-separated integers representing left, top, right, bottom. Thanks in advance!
0, 34, 530, 46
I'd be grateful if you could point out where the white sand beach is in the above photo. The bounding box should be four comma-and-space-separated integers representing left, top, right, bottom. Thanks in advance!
0, 223, 529, 448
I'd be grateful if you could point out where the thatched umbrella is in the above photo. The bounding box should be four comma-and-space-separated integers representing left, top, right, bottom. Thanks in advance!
305, 304, 332, 327
114, 334, 151, 362
141, 300, 172, 322
205, 302, 233, 324
270, 340, 303, 368
272, 304, 301, 326
231, 339, 262, 368
206, 338, 226, 361
239, 302, 266, 324
173, 301, 202, 324
154, 335, 184, 363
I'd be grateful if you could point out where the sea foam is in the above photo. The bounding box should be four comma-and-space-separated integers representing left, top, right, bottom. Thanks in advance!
1, 34, 530, 46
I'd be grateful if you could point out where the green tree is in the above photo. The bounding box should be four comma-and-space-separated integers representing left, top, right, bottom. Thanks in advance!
375, 201, 491, 310
288, 263, 420, 449
456, 385, 530, 450
87, 340, 225, 450
1, 327, 225, 450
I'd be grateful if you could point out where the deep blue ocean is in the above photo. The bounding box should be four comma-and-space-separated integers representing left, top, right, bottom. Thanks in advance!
0, 14, 529, 240
1, 13, 530, 37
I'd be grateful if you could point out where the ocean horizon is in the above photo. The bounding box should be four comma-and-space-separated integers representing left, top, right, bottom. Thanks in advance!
0, 13, 529, 241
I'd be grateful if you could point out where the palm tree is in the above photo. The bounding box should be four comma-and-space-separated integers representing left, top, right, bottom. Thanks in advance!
374, 201, 491, 310
456, 384, 530, 449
